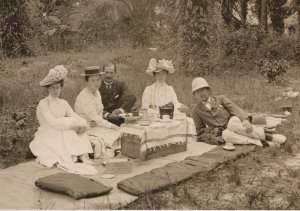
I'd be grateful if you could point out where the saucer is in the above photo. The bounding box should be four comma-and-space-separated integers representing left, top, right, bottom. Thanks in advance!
160, 119, 171, 123
138, 121, 151, 126
153, 118, 160, 122
223, 144, 235, 151
100, 174, 115, 179
173, 116, 185, 121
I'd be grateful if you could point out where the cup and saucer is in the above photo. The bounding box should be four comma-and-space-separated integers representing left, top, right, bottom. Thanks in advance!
223, 143, 235, 151
160, 115, 172, 123
138, 119, 151, 126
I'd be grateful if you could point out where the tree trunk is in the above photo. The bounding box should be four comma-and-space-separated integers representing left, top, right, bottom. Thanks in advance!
260, 0, 268, 32
269, 0, 285, 35
241, 0, 249, 22
256, 0, 262, 24
221, 0, 241, 28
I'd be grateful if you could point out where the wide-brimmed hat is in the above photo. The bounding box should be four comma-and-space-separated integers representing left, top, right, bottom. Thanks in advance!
146, 58, 175, 76
80, 66, 103, 76
40, 65, 68, 87
191, 77, 210, 93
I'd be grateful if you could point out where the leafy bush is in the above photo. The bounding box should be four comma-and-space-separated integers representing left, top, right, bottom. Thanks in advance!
0, 0, 31, 57
0, 0, 44, 57
80, 0, 158, 48
210, 27, 299, 74
258, 59, 289, 83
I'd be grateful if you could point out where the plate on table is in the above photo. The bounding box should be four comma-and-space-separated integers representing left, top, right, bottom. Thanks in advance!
159, 119, 171, 123
153, 118, 160, 122
138, 121, 151, 126
100, 174, 115, 179
173, 116, 185, 121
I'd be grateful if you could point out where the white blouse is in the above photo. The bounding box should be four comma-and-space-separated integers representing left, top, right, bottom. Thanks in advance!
37, 95, 88, 129
142, 82, 183, 110
30, 95, 93, 167
75, 88, 113, 129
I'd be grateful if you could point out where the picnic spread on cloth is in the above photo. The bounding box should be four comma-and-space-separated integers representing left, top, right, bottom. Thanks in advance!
120, 118, 196, 160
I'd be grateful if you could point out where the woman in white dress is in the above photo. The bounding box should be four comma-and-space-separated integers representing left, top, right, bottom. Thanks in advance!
142, 58, 189, 113
29, 65, 94, 167
142, 58, 197, 138
75, 66, 120, 153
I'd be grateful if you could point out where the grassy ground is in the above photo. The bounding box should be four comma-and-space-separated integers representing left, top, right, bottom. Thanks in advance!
1, 47, 300, 209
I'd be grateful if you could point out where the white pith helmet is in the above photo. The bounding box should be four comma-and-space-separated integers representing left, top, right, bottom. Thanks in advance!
192, 77, 210, 93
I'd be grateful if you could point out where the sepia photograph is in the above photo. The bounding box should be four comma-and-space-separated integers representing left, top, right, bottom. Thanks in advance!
0, 0, 299, 209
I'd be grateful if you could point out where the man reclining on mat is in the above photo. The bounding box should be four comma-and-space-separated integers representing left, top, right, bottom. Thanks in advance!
191, 77, 286, 147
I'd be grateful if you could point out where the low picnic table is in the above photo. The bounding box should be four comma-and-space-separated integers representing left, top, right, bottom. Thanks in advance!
120, 118, 192, 160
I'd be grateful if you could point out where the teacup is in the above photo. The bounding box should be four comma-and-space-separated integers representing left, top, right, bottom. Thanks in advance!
162, 115, 170, 120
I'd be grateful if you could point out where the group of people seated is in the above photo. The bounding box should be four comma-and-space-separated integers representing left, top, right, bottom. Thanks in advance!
29, 58, 287, 168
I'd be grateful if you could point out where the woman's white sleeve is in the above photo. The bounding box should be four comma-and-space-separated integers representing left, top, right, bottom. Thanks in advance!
141, 86, 151, 108
37, 101, 75, 130
65, 101, 89, 127
170, 86, 183, 109
76, 96, 113, 129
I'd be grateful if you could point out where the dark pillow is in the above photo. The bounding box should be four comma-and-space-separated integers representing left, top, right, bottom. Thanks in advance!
35, 173, 112, 200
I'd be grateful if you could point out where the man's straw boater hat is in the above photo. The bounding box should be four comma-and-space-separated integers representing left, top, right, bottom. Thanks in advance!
39, 65, 68, 87
80, 66, 104, 76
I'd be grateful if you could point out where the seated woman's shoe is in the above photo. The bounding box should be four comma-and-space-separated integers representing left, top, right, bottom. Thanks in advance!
79, 154, 94, 165
271, 134, 286, 144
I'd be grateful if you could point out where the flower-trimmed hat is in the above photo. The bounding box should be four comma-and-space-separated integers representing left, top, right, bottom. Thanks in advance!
40, 65, 68, 87
146, 58, 175, 76
80, 66, 103, 76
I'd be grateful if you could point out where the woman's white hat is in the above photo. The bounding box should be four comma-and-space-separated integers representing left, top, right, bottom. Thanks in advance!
192, 77, 210, 93
40, 65, 68, 87
146, 58, 175, 76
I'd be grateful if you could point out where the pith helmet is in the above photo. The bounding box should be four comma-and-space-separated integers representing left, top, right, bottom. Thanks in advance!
192, 77, 210, 93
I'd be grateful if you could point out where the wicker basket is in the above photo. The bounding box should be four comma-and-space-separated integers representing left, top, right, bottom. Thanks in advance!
103, 158, 132, 174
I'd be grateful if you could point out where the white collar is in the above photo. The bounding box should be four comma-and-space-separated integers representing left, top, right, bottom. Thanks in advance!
48, 95, 59, 101
104, 80, 113, 86
85, 87, 97, 96
155, 81, 167, 87
201, 97, 210, 105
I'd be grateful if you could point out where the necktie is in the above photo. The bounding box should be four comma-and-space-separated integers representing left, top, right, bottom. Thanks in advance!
106, 85, 111, 90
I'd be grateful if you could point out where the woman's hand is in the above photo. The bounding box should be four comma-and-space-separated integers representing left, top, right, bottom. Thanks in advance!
90, 120, 97, 127
71, 125, 87, 135
178, 105, 189, 113
242, 120, 253, 134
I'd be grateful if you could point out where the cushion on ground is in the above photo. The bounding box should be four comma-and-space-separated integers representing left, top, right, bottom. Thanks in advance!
117, 145, 256, 196
202, 145, 256, 163
35, 173, 113, 200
